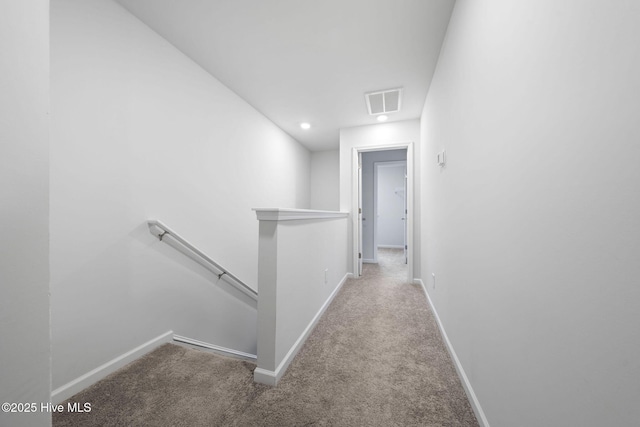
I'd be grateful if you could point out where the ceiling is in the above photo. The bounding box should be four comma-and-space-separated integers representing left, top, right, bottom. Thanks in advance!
115, 0, 456, 151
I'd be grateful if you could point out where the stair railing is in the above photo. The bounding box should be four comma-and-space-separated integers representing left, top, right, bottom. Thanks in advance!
147, 219, 258, 301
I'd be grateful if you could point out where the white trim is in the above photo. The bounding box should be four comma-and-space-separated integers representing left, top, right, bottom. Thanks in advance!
377, 244, 404, 249
253, 367, 277, 386
173, 335, 257, 362
254, 272, 350, 386
253, 208, 349, 221
373, 160, 407, 263
375, 161, 407, 169
363, 259, 377, 264
51, 331, 173, 404
414, 279, 490, 427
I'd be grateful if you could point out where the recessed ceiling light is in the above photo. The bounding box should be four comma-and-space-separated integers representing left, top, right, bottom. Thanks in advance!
300, 122, 311, 129
377, 115, 388, 122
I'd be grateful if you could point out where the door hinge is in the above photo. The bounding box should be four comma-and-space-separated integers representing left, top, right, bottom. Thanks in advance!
359, 207, 362, 214
359, 252, 362, 259
405, 245, 408, 250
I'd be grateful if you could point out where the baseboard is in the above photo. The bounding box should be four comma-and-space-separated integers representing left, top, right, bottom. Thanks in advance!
377, 244, 404, 249
254, 272, 350, 386
51, 330, 174, 404
173, 335, 257, 363
414, 279, 490, 427
363, 258, 378, 264
253, 367, 277, 385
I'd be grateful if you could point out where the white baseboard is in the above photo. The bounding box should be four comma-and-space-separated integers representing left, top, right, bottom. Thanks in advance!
377, 244, 404, 249
363, 258, 378, 264
414, 279, 490, 427
254, 272, 350, 386
51, 330, 173, 404
173, 335, 257, 362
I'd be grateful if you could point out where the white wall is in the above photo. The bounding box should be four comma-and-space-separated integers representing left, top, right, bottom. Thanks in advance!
361, 150, 407, 261
340, 120, 420, 276
421, 1, 640, 426
275, 219, 347, 361
50, 0, 310, 392
310, 150, 339, 211
377, 164, 406, 248
0, 1, 50, 426
255, 212, 348, 385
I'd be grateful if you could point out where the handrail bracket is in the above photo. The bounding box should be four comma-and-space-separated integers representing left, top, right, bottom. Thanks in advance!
147, 219, 258, 301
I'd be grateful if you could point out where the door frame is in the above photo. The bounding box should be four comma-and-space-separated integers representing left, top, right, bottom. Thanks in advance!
357, 152, 363, 276
373, 160, 407, 264
351, 141, 414, 283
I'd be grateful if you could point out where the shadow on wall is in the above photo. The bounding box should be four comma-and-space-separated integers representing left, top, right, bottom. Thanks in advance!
51, 220, 258, 390
146, 222, 257, 308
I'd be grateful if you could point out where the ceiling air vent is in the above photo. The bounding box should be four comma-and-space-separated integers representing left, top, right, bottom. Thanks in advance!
365, 88, 403, 115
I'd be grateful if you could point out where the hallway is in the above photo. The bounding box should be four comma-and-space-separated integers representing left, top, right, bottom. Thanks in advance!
365, 247, 409, 280
54, 249, 477, 426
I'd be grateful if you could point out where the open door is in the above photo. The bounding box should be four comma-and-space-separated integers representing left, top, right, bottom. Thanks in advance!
352, 144, 413, 282
357, 152, 363, 276
403, 165, 408, 264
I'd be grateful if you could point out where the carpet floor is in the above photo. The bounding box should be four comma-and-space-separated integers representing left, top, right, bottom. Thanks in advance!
54, 249, 478, 426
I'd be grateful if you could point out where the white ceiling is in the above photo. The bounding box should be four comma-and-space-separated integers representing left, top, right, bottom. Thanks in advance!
115, 0, 455, 151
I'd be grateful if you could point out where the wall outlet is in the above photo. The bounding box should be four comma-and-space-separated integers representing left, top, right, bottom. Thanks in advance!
324, 269, 328, 284
432, 273, 436, 289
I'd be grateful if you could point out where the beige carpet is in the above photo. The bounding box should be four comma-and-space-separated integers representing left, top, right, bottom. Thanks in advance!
54, 249, 478, 426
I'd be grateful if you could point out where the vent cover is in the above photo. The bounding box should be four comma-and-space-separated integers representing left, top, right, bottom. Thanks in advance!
365, 88, 403, 115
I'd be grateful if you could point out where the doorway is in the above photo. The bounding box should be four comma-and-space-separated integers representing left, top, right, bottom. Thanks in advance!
352, 143, 414, 283
374, 161, 407, 265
